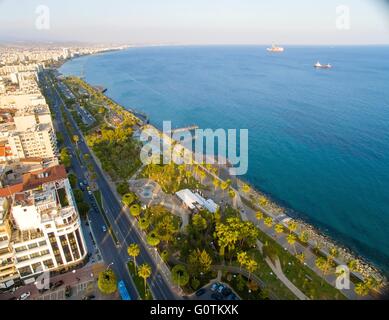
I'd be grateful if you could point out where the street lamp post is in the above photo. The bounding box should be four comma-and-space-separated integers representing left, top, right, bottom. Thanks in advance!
106, 262, 114, 271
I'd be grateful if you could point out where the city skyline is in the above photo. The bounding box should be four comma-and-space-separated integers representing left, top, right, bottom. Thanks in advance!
0, 0, 389, 45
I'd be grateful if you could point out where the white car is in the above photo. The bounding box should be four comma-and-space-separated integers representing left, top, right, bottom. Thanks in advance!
19, 292, 31, 300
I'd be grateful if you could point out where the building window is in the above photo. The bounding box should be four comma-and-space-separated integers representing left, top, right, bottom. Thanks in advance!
28, 243, 38, 250
31, 262, 42, 273
43, 259, 54, 269
18, 266, 32, 277
60, 235, 73, 263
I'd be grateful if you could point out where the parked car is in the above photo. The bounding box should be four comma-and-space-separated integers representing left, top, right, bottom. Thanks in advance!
217, 284, 226, 294
82, 295, 95, 300
211, 293, 223, 301
19, 292, 31, 300
210, 282, 221, 292
222, 288, 232, 297
50, 280, 64, 291
102, 225, 107, 232
195, 288, 206, 297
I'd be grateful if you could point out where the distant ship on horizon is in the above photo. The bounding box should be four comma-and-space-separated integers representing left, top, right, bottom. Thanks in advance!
314, 61, 332, 69
266, 44, 284, 53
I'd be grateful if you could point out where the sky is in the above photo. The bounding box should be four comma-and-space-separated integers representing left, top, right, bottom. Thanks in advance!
0, 0, 388, 44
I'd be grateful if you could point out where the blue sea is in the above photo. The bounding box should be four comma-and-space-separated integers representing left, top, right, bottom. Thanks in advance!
60, 45, 389, 275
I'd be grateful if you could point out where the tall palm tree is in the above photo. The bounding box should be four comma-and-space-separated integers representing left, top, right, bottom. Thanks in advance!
237, 251, 248, 271
242, 184, 251, 194
245, 259, 258, 280
264, 217, 274, 228
256, 211, 264, 223
355, 282, 369, 297
299, 231, 309, 244
127, 243, 140, 270
138, 264, 152, 298
287, 234, 297, 254
213, 178, 220, 190
287, 221, 298, 234
274, 224, 284, 238
296, 253, 305, 264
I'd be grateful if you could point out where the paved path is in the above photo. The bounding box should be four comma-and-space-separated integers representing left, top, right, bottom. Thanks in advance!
265, 257, 309, 300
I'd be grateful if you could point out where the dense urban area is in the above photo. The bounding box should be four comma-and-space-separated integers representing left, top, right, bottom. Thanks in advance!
0, 44, 386, 301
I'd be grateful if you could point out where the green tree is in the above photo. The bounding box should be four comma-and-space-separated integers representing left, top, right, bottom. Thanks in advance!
129, 204, 141, 220
213, 178, 220, 190
172, 265, 190, 287
296, 253, 305, 264
68, 173, 77, 189
287, 234, 297, 254
274, 224, 284, 238
228, 189, 236, 200
347, 260, 358, 272
117, 183, 130, 196
60, 148, 71, 168
264, 217, 274, 228
287, 221, 298, 234
146, 231, 160, 247
97, 269, 117, 295
237, 251, 249, 271
73, 135, 80, 147
256, 211, 264, 222
245, 259, 258, 280
355, 282, 369, 296
138, 264, 152, 297
299, 231, 309, 244
122, 193, 136, 207
242, 184, 251, 193
127, 243, 140, 270
138, 217, 150, 231
192, 214, 207, 232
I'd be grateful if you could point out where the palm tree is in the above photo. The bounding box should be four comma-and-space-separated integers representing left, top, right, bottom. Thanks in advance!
129, 204, 141, 220
228, 189, 236, 200
237, 251, 248, 271
274, 224, 284, 238
245, 259, 258, 280
296, 253, 305, 264
264, 217, 274, 228
299, 231, 309, 244
287, 234, 297, 254
242, 184, 251, 194
287, 221, 298, 234
213, 178, 220, 190
138, 264, 152, 297
256, 211, 264, 223
347, 259, 358, 272
127, 243, 140, 270
355, 282, 369, 297
73, 135, 80, 148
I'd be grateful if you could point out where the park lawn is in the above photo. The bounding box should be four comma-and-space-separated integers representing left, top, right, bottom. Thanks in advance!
127, 261, 152, 300
221, 273, 269, 300
256, 230, 346, 300
232, 253, 298, 300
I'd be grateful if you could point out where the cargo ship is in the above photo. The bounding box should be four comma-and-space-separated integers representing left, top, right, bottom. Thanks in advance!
266, 44, 285, 53
314, 61, 332, 69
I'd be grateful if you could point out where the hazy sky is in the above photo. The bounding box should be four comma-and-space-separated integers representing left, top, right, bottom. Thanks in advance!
0, 0, 388, 44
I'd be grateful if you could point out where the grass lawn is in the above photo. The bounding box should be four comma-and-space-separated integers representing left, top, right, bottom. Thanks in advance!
256, 231, 346, 300
127, 261, 152, 300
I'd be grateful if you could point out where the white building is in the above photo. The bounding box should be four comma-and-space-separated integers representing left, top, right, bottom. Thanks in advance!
0, 105, 58, 161
0, 165, 87, 288
176, 189, 219, 213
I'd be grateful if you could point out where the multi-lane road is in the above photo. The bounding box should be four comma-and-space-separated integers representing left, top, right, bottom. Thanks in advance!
40, 71, 178, 300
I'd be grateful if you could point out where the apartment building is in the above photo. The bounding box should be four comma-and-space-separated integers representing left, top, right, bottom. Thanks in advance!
0, 165, 87, 289
0, 105, 58, 161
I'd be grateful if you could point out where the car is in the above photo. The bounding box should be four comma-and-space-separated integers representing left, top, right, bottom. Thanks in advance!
217, 284, 226, 294
65, 286, 72, 298
102, 225, 107, 232
211, 293, 223, 301
50, 280, 64, 290
210, 282, 221, 292
19, 292, 31, 300
227, 293, 239, 300
38, 288, 49, 294
88, 190, 93, 195
82, 295, 95, 300
222, 288, 232, 297
195, 288, 206, 297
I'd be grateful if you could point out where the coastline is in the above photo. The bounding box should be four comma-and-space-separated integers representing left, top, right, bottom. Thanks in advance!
56, 51, 388, 285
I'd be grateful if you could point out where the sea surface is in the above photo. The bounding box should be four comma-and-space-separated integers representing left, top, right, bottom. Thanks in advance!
60, 45, 389, 275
